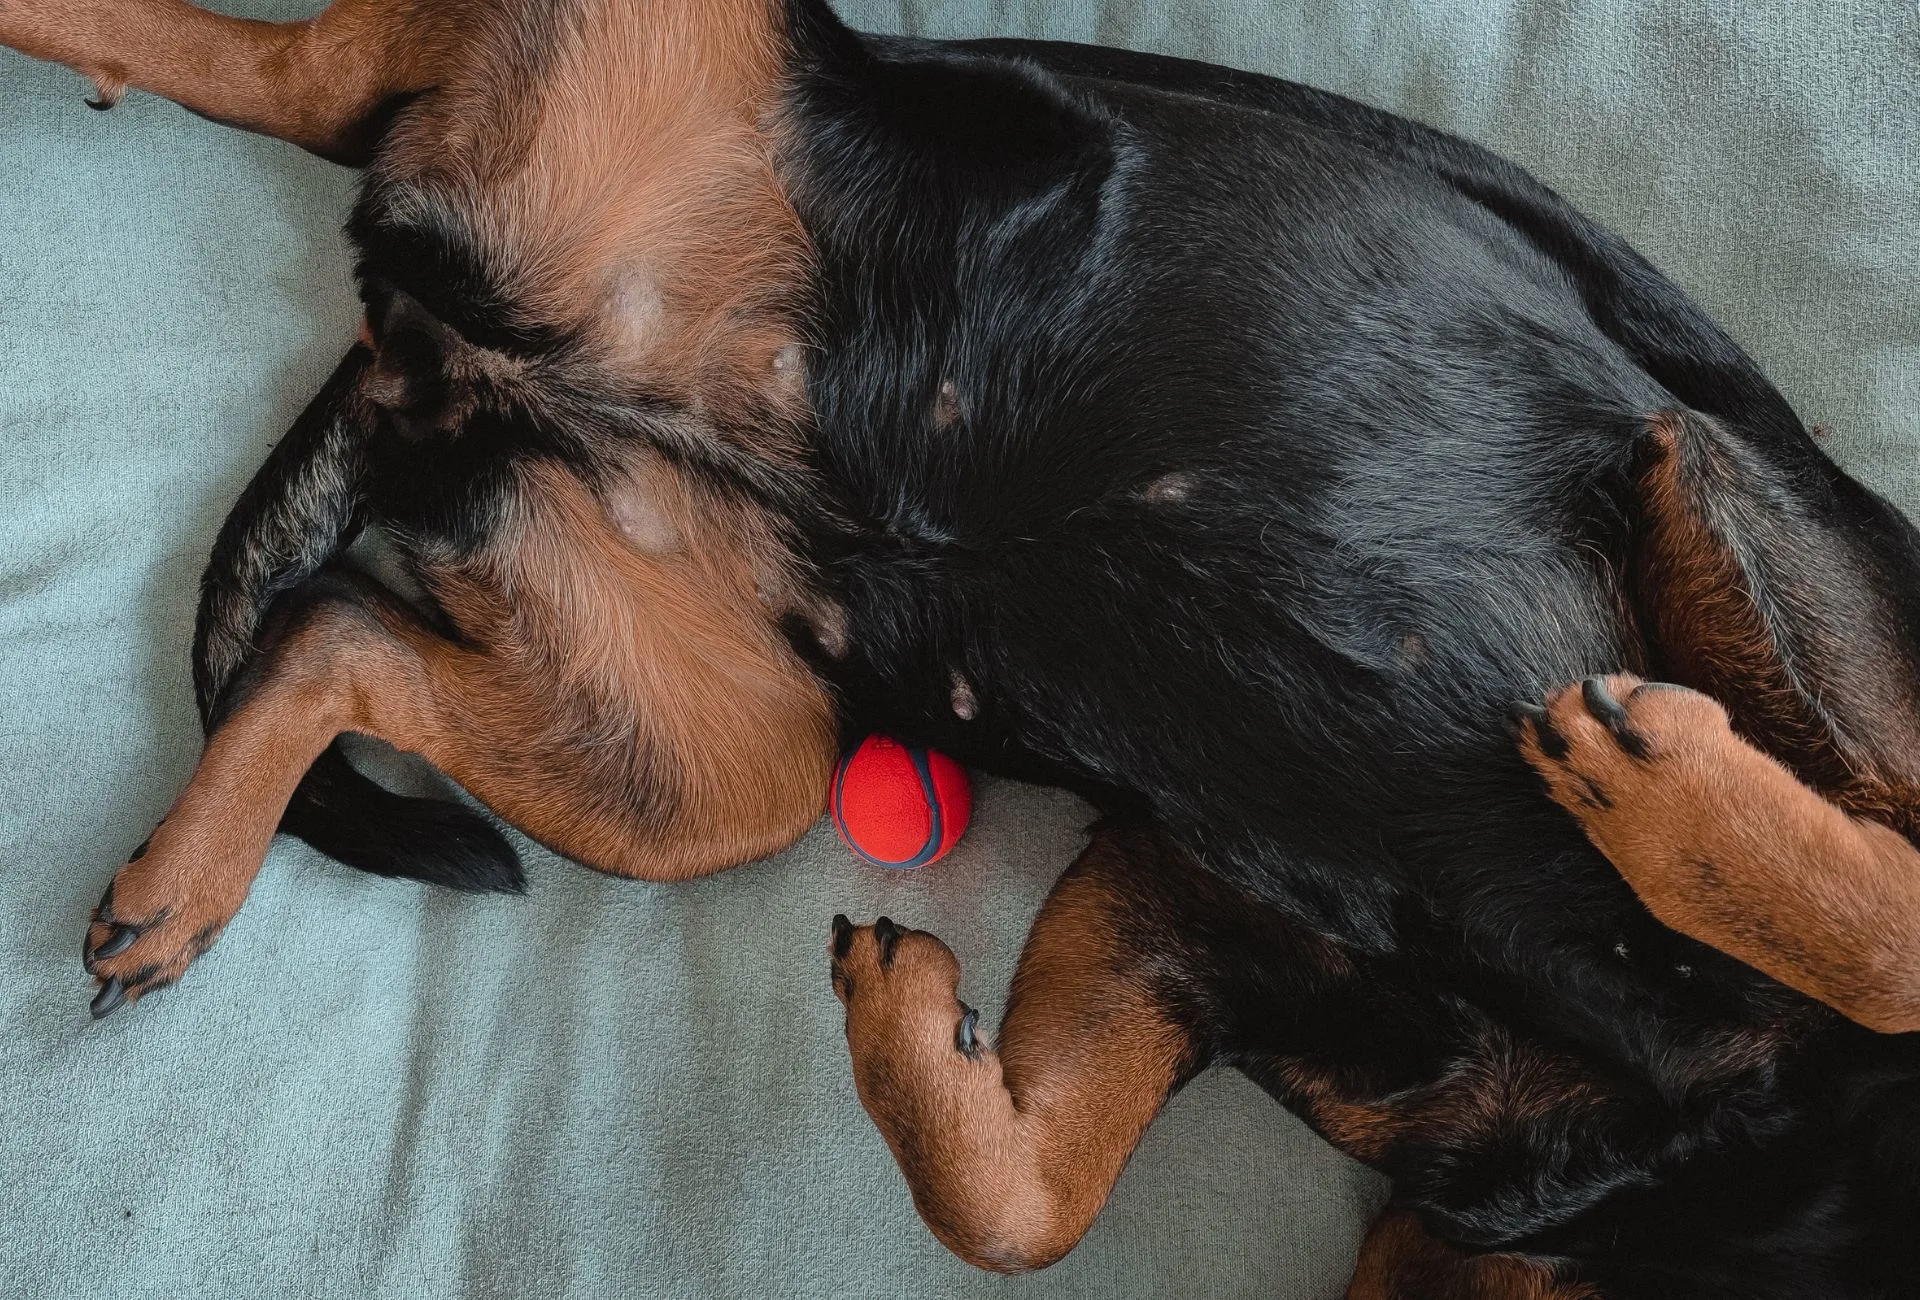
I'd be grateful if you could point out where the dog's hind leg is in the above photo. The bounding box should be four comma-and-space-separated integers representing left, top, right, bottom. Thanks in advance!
85, 574, 429, 1016
188, 345, 522, 893
1626, 409, 1920, 827
829, 819, 1207, 1273
85, 559, 834, 1015
1516, 410, 1920, 1032
0, 0, 468, 163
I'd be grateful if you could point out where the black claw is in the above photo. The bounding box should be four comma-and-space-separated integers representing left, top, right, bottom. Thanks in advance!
1582, 677, 1651, 759
957, 1003, 980, 1057
84, 96, 114, 112
1512, 701, 1570, 761
90, 977, 126, 1019
830, 914, 855, 959
128, 838, 150, 863
1581, 676, 1629, 727
94, 926, 137, 959
874, 916, 901, 967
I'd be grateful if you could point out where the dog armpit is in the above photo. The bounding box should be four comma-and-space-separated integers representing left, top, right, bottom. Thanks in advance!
1517, 674, 1920, 1035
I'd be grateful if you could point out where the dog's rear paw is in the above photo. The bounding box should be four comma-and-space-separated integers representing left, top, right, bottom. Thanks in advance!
82, 827, 241, 1017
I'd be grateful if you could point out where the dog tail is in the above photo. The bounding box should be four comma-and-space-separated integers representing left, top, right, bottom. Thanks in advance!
196, 347, 524, 894
281, 746, 524, 893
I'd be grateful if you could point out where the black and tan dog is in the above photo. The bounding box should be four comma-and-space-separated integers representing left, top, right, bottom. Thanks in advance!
9, 1, 1920, 1294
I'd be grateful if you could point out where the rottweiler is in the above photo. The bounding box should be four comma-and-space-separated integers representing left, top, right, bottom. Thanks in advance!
7, 2, 1920, 1294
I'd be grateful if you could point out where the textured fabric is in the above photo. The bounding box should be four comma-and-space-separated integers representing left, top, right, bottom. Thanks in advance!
0, 2, 1912, 1297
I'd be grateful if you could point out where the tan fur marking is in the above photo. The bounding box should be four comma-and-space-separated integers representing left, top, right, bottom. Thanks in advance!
378, 0, 813, 440
1637, 413, 1920, 834
1637, 414, 1846, 787
1346, 1211, 1597, 1300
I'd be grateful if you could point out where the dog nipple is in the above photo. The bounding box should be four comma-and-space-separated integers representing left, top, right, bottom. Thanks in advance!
608, 272, 666, 347
934, 378, 963, 429
950, 670, 979, 721
1141, 472, 1196, 504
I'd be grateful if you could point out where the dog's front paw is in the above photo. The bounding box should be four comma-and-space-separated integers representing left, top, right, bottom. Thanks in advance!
830, 915, 982, 1059
82, 824, 243, 1017
1512, 674, 1732, 812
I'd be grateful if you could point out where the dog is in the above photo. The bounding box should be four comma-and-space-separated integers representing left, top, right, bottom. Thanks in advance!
9, 1, 1920, 1294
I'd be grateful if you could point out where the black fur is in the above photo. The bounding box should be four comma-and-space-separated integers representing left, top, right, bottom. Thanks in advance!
280, 747, 524, 894
194, 348, 372, 724
184, 4, 1920, 1292
779, 15, 1920, 1294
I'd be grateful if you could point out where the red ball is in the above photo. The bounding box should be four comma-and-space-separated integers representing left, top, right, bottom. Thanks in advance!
830, 735, 972, 869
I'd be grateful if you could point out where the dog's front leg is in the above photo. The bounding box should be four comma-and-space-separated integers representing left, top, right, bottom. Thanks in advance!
1518, 674, 1920, 1035
0, 0, 452, 163
829, 819, 1207, 1273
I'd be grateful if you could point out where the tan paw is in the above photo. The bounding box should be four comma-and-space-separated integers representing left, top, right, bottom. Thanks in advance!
830, 915, 982, 1063
1514, 673, 1734, 819
82, 823, 244, 1017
